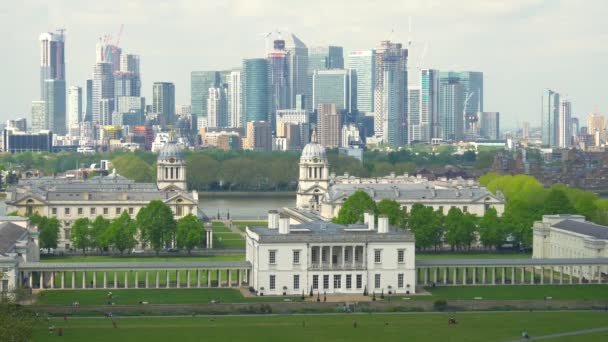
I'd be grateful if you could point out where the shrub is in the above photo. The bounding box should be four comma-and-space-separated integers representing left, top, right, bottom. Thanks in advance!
433, 299, 448, 311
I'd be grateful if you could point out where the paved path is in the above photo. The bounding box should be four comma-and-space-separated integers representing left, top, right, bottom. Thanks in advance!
506, 326, 608, 341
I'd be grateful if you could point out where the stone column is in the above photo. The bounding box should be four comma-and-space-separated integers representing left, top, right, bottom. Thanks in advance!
520, 267, 525, 284
473, 268, 477, 285
176, 270, 180, 288
93, 272, 97, 288
134, 272, 139, 289
103, 272, 107, 289
39, 272, 43, 289
145, 272, 149, 289
501, 267, 505, 285
50, 272, 54, 289
61, 272, 65, 289
453, 267, 458, 284
29, 273, 33, 288
156, 271, 160, 289
569, 266, 573, 284
166, 271, 170, 288
492, 267, 496, 285
482, 267, 486, 284
423, 268, 428, 285
578, 266, 583, 284
187, 270, 191, 288
228, 270, 232, 288
114, 272, 118, 288
559, 266, 564, 284
434, 268, 438, 284
72, 272, 76, 289
237, 270, 241, 287
462, 268, 467, 285
197, 270, 201, 288
511, 267, 515, 285
124, 272, 128, 288
82, 272, 86, 289
443, 268, 448, 285
540, 267, 545, 284
530, 267, 535, 284
217, 270, 221, 287
207, 270, 211, 287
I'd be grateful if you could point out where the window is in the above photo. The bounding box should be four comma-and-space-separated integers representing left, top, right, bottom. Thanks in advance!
77, 208, 83, 215
90, 208, 96, 215
269, 275, 276, 290
52, 208, 57, 215
398, 273, 404, 288
176, 206, 183, 216
356, 275, 362, 289
333, 275, 341, 289
463, 206, 468, 213
128, 208, 134, 215
311, 248, 318, 263
374, 274, 381, 289
293, 250, 300, 264
374, 249, 382, 263
116, 207, 122, 215
103, 208, 108, 215
398, 249, 405, 263
293, 275, 300, 290
269, 250, 276, 265
64, 229, 70, 239
346, 275, 352, 289
313, 275, 319, 289
323, 275, 329, 289
64, 208, 70, 215
321, 248, 328, 263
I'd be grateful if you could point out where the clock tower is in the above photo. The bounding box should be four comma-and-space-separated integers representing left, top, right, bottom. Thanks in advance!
296, 130, 329, 210
157, 141, 187, 191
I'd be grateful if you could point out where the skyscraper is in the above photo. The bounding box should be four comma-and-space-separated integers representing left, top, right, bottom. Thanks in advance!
114, 54, 141, 102
67, 86, 82, 128
317, 103, 342, 148
308, 46, 344, 72
480, 112, 500, 140
541, 88, 560, 147
229, 70, 242, 127
312, 69, 352, 113
558, 99, 572, 148
587, 112, 606, 146
31, 101, 47, 132
242, 58, 270, 124
419, 69, 440, 142
207, 87, 228, 128
153, 82, 176, 126
45, 80, 66, 135
407, 86, 421, 142
92, 62, 114, 125
268, 39, 291, 125
373, 41, 408, 147
438, 71, 484, 138
85, 79, 93, 122
191, 71, 220, 130
347, 50, 375, 115
39, 31, 65, 100
439, 78, 465, 140
284, 33, 309, 107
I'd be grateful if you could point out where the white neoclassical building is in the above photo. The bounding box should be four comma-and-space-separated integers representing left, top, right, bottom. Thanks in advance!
533, 214, 608, 279
0, 216, 39, 292
246, 211, 416, 296
5, 142, 199, 250
295, 138, 505, 220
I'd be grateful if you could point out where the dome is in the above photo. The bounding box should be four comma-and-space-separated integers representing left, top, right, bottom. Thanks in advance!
300, 141, 327, 162
158, 142, 184, 162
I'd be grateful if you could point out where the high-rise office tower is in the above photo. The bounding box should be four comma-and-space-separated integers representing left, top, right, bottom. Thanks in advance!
558, 99, 572, 148
153, 82, 176, 126
522, 121, 530, 139
284, 33, 308, 108
419, 69, 440, 142
229, 70, 242, 127
276, 109, 310, 148
207, 87, 228, 128
114, 54, 141, 102
347, 50, 375, 115
312, 69, 352, 113
31, 101, 47, 132
45, 80, 66, 135
245, 121, 272, 151
242, 58, 269, 124
268, 39, 291, 125
317, 103, 342, 148
587, 112, 606, 146
191, 71, 220, 130
479, 112, 500, 140
39, 31, 65, 100
373, 41, 408, 147
85, 79, 93, 122
438, 71, 483, 138
67, 86, 82, 128
407, 86, 421, 142
439, 78, 465, 140
308, 46, 344, 112
541, 88, 560, 147
92, 62, 114, 125
571, 117, 579, 143
116, 97, 146, 125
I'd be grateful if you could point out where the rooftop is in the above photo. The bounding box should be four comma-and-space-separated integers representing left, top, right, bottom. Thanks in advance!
553, 219, 608, 240
0, 222, 29, 255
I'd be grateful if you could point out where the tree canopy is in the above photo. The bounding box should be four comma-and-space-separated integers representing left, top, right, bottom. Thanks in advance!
136, 200, 176, 254
333, 191, 377, 224
176, 214, 203, 254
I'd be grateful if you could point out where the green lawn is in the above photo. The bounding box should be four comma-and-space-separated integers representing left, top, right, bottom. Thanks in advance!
31, 312, 608, 341
210, 222, 232, 233
233, 220, 267, 232
36, 288, 302, 305
416, 285, 608, 301
416, 253, 531, 260
41, 255, 245, 263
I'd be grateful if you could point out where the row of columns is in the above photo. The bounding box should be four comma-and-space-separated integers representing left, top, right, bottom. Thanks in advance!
310, 245, 365, 269
28, 269, 250, 290
417, 265, 606, 286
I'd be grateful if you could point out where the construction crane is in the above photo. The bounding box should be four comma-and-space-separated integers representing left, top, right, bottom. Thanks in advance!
104, 24, 124, 65
463, 91, 475, 136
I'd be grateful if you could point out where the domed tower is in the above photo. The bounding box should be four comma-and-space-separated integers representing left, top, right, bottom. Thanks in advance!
296, 131, 329, 210
157, 141, 187, 191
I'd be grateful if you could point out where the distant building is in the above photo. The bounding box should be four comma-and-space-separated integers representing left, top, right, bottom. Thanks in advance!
480, 112, 500, 140
347, 50, 375, 115
276, 109, 310, 149
268, 40, 291, 126
0, 217, 40, 292
67, 86, 82, 128
438, 78, 465, 140
420, 69, 439, 142
2, 129, 53, 153
541, 89, 560, 147
153, 82, 176, 127
242, 59, 269, 123
229, 70, 242, 127
587, 112, 605, 146
45, 79, 67, 135
191, 71, 220, 130
407, 86, 421, 142
341, 123, 361, 147
245, 121, 272, 151
558, 99, 572, 148
31, 101, 47, 132
317, 104, 342, 148
207, 87, 228, 128
312, 69, 353, 113
39, 31, 65, 100
92, 62, 114, 125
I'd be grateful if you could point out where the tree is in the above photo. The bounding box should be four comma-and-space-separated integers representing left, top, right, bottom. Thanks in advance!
377, 199, 406, 228
108, 211, 137, 255
90, 216, 111, 252
407, 203, 443, 250
176, 214, 203, 254
542, 187, 576, 215
333, 191, 377, 224
136, 200, 176, 254
477, 208, 505, 249
0, 290, 35, 342
444, 207, 476, 250
69, 218, 91, 254
36, 216, 60, 252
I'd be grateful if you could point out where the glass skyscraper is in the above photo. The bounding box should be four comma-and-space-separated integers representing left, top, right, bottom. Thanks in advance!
439, 80, 465, 141
307, 46, 344, 112
45, 80, 66, 135
153, 82, 176, 127
312, 69, 352, 113
347, 50, 375, 115
242, 58, 270, 124
541, 88, 560, 147
407, 86, 421, 142
191, 71, 220, 130
420, 69, 439, 142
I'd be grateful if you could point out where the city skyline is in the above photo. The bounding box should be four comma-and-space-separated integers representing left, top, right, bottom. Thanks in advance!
1, 0, 607, 129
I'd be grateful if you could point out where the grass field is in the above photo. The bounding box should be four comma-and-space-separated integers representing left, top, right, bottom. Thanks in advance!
31, 312, 608, 341
41, 255, 245, 263
416, 253, 531, 260
233, 220, 267, 232
419, 285, 608, 301
36, 288, 302, 305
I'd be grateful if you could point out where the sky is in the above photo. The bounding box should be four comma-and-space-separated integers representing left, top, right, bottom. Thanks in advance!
1, 0, 607, 130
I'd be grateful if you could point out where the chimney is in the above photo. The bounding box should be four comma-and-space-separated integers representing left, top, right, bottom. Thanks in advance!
268, 210, 279, 229
378, 215, 389, 234
364, 211, 375, 230
278, 216, 290, 235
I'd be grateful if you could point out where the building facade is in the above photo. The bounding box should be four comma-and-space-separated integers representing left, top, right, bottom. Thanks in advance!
246, 212, 416, 296
407, 86, 421, 142
317, 104, 342, 148
347, 50, 375, 115
67, 86, 82, 128
153, 82, 176, 126
0, 217, 40, 292
191, 71, 220, 130
420, 69, 439, 142
312, 69, 352, 113
541, 88, 560, 147
479, 112, 500, 140
242, 58, 270, 123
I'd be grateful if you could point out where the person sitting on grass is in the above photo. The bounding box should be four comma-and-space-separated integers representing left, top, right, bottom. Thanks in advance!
522, 329, 529, 339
